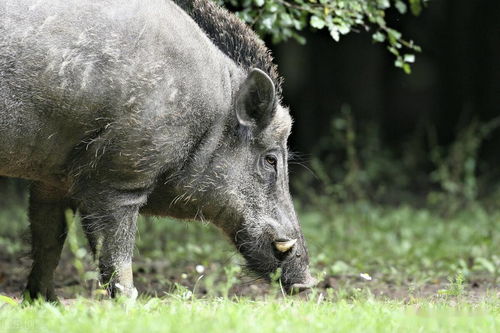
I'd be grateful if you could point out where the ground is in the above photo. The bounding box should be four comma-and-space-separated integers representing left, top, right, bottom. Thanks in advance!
1, 297, 499, 333
0, 197, 499, 332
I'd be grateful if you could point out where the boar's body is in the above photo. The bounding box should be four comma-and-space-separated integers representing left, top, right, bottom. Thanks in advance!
0, 0, 314, 301
0, 0, 238, 185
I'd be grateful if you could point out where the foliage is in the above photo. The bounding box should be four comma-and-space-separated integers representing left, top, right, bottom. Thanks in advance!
301, 203, 499, 284
221, 0, 427, 73
294, 105, 418, 204
428, 117, 500, 213
294, 106, 500, 211
438, 272, 465, 297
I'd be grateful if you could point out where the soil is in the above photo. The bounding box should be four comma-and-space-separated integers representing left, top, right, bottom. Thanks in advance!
1, 250, 498, 303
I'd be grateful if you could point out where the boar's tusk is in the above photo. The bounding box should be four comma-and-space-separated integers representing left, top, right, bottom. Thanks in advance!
274, 239, 297, 253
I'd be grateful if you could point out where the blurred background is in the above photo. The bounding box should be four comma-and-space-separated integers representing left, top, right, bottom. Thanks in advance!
271, 0, 500, 208
1, 0, 499, 300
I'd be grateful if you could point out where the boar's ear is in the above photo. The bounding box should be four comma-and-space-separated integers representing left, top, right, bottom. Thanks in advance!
235, 68, 276, 133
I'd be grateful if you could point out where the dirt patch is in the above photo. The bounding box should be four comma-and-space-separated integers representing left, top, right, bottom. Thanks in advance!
1, 252, 498, 303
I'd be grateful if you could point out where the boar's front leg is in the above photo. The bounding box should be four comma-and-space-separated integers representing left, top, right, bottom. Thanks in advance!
77, 185, 146, 299
25, 182, 71, 302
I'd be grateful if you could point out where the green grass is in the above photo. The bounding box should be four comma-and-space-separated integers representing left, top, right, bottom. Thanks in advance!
131, 202, 499, 290
1, 200, 499, 293
0, 297, 499, 333
302, 203, 499, 283
1, 191, 499, 332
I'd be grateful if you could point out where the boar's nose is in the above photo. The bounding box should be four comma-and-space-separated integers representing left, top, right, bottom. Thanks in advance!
288, 273, 318, 294
274, 239, 297, 253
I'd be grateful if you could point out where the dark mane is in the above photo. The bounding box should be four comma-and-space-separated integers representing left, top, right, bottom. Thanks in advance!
174, 0, 282, 95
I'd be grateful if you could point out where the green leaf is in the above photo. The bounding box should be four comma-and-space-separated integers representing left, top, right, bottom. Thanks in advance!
279, 13, 293, 27
476, 257, 496, 274
372, 31, 386, 43
266, 2, 279, 13
224, 0, 424, 72
329, 25, 340, 42
261, 14, 277, 30
291, 32, 307, 45
403, 63, 412, 74
254, 0, 264, 8
395, 1, 407, 14
404, 54, 415, 63
310, 15, 326, 29
387, 28, 402, 45
236, 10, 253, 23
409, 0, 422, 15
338, 24, 350, 35
388, 46, 399, 56
0, 294, 18, 306
377, 0, 390, 9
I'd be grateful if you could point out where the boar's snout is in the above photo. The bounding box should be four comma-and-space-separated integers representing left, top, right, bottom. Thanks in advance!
234, 225, 316, 294
286, 271, 317, 294
276, 238, 317, 294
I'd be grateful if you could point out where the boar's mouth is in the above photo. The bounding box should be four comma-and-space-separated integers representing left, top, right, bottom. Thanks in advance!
284, 271, 317, 294
233, 227, 316, 294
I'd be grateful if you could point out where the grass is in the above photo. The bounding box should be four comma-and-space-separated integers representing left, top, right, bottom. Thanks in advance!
0, 297, 499, 333
0, 188, 499, 332
303, 203, 499, 284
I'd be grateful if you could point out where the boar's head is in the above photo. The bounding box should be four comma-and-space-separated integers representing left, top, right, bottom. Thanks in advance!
213, 68, 314, 293
146, 68, 315, 293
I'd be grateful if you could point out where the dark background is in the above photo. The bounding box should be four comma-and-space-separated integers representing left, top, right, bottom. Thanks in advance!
270, 0, 500, 201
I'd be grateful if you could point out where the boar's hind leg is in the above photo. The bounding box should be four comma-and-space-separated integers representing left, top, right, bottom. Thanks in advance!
25, 182, 71, 302
77, 187, 145, 300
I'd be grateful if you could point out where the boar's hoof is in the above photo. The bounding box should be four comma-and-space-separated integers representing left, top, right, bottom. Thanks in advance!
23, 285, 59, 304
111, 283, 138, 300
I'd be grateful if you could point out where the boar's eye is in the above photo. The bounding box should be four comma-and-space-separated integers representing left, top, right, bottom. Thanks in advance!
265, 154, 278, 171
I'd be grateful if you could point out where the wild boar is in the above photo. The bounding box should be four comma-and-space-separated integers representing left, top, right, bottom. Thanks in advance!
0, 0, 315, 301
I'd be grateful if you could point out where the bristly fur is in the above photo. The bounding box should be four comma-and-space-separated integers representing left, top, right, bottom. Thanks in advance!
1, 0, 312, 299
236, 123, 253, 143
174, 0, 283, 96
